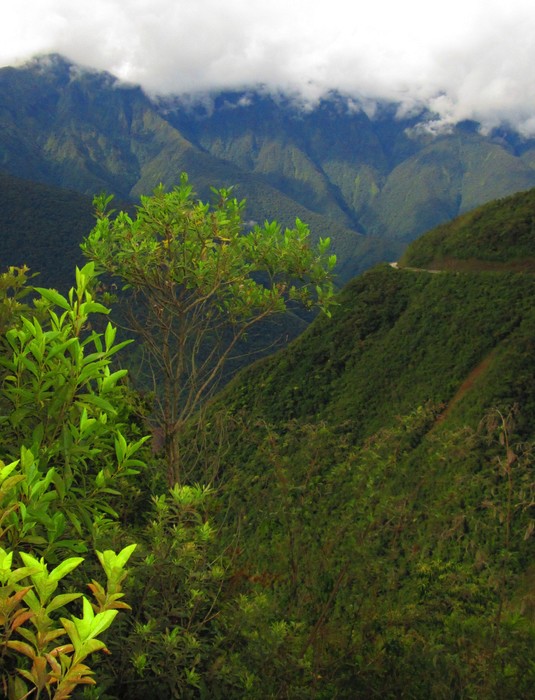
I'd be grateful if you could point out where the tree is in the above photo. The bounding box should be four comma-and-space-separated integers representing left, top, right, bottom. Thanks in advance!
82, 175, 336, 484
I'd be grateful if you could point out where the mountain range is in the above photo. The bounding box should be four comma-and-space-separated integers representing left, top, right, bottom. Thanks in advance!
2, 53, 535, 286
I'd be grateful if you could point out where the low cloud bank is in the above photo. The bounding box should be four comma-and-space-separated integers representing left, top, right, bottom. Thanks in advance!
3, 0, 535, 135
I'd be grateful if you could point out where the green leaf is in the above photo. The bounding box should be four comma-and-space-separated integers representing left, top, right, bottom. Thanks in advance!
49, 557, 84, 582
79, 637, 107, 658
78, 261, 96, 279
80, 301, 110, 316
10, 407, 33, 427
115, 432, 127, 463
46, 592, 83, 614
96, 544, 137, 579
104, 322, 116, 350
47, 337, 79, 360
66, 509, 83, 536
115, 543, 137, 569
76, 394, 116, 414
34, 287, 71, 311
0, 459, 19, 480
101, 369, 128, 393
65, 597, 118, 646
87, 607, 118, 640
19, 551, 41, 570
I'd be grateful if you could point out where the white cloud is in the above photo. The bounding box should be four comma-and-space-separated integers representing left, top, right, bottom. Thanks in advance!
3, 0, 535, 133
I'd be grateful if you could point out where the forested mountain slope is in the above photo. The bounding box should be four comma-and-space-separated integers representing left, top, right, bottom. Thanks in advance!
222, 264, 535, 440
183, 190, 535, 698
1, 55, 535, 697
0, 171, 93, 288
401, 186, 535, 270
1, 149, 534, 698
217, 187, 535, 432
163, 92, 535, 241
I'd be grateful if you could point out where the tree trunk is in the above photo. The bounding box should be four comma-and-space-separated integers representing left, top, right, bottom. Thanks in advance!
165, 421, 183, 486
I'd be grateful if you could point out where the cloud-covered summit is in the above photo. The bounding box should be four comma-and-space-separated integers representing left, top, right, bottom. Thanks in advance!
3, 0, 535, 134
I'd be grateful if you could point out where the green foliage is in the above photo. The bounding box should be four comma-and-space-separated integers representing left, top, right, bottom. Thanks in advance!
0, 262, 150, 551
0, 451, 138, 699
0, 262, 143, 696
0, 541, 135, 699
85, 176, 336, 319
0, 265, 37, 334
1, 113, 534, 697
200, 407, 535, 698
95, 484, 232, 699
186, 210, 535, 696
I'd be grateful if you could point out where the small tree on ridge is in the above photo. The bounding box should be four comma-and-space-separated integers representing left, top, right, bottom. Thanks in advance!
82, 174, 336, 484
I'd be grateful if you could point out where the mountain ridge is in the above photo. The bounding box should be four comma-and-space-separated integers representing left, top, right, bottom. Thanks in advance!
160, 88, 535, 240
0, 55, 393, 285
2, 54, 535, 287
400, 187, 535, 270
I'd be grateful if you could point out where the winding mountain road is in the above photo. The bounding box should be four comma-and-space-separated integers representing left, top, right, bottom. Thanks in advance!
389, 262, 442, 273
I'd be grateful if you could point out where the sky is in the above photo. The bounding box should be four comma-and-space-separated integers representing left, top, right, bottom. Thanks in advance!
2, 0, 535, 134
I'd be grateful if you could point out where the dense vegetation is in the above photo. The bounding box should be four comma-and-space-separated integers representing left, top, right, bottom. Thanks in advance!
0, 172, 93, 289
0, 183, 534, 698
81, 178, 336, 484
220, 265, 535, 436
400, 187, 535, 270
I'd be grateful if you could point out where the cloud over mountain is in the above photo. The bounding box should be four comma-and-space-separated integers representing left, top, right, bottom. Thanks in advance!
3, 1, 535, 134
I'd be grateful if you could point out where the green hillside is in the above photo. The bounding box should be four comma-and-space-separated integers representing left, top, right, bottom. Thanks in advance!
0, 171, 93, 288
1, 58, 535, 699
221, 266, 535, 438
174, 192, 535, 698
400, 186, 535, 270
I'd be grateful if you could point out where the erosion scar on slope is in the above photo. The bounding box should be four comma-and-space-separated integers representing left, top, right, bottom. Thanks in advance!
436, 350, 496, 425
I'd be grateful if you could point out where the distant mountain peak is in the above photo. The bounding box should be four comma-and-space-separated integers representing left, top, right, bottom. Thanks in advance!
22, 53, 137, 93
